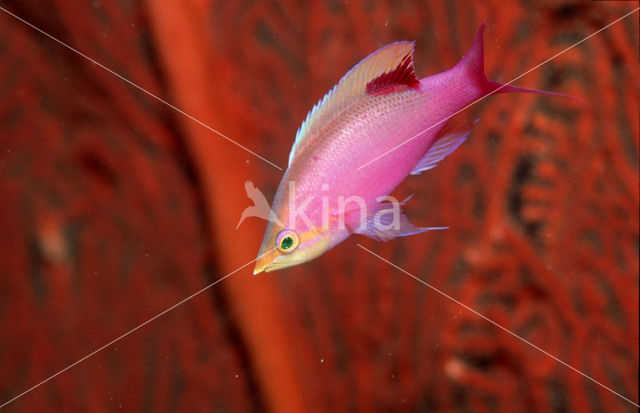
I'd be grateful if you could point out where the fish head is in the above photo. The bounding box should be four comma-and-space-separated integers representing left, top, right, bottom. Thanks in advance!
252, 185, 347, 274
252, 218, 334, 274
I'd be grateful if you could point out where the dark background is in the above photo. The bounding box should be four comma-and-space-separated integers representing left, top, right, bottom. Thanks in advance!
0, 0, 638, 411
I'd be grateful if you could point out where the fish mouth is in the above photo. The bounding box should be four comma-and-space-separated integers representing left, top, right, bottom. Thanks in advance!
252, 248, 282, 275
253, 251, 304, 275
252, 260, 290, 275
252, 262, 268, 275
253, 248, 275, 275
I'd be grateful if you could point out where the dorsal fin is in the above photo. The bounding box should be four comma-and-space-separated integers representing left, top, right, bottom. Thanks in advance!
289, 41, 419, 166
366, 53, 419, 95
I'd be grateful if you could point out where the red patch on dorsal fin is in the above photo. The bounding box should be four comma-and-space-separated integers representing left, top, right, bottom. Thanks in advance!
366, 53, 419, 95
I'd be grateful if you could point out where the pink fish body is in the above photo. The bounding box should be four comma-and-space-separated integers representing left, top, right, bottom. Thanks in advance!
253, 25, 565, 274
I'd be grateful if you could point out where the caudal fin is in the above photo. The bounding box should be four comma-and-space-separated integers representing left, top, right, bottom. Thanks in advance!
456, 24, 576, 100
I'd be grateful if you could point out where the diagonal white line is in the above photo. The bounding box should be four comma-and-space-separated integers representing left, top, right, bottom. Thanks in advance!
357, 7, 640, 171
0, 5, 283, 171
357, 244, 640, 408
0, 248, 276, 409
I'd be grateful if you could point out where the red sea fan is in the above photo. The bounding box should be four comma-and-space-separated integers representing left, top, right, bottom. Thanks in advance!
0, 1, 637, 411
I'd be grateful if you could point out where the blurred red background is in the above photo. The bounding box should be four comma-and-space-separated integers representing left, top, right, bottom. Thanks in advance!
0, 0, 638, 411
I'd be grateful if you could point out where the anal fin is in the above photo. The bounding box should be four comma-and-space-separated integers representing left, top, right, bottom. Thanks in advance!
411, 118, 478, 175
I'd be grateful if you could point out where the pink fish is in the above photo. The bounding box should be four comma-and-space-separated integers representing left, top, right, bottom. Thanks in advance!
253, 25, 567, 274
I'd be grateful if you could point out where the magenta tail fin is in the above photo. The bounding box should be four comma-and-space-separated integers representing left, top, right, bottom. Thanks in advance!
456, 23, 576, 100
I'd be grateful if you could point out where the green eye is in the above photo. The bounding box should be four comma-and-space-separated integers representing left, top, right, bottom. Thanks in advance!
276, 229, 299, 253
281, 236, 293, 250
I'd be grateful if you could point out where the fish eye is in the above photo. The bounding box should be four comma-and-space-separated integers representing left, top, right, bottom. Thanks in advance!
276, 229, 299, 253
